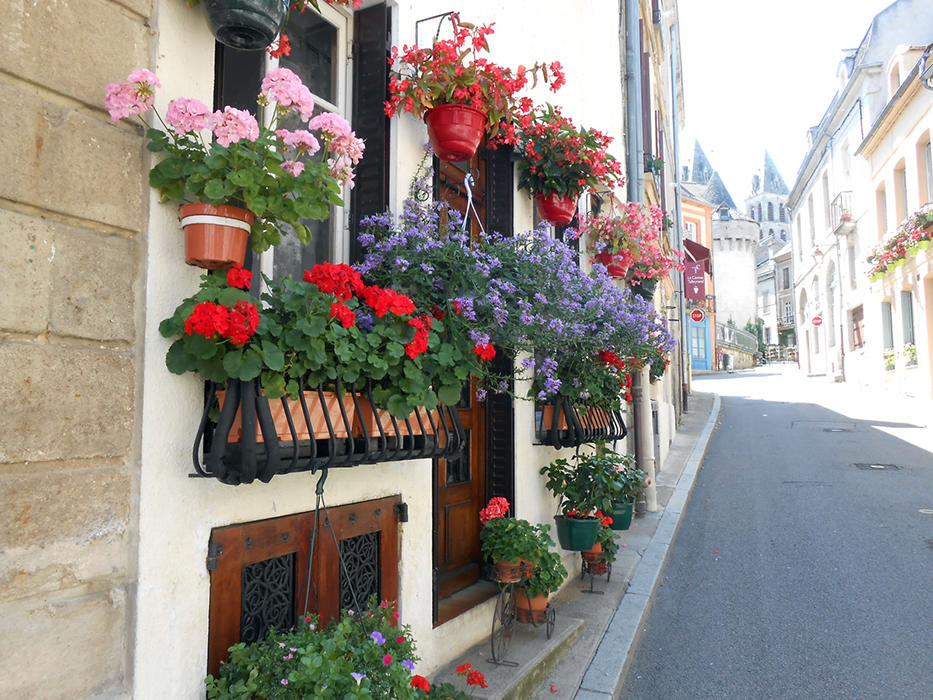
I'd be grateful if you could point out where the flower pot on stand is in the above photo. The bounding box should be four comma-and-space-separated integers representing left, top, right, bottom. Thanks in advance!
179, 203, 252, 270
553, 515, 599, 551
581, 543, 608, 575
593, 252, 631, 278
610, 501, 634, 531
490, 560, 532, 584
423, 104, 486, 162
200, 0, 288, 51
515, 590, 549, 624
535, 192, 577, 225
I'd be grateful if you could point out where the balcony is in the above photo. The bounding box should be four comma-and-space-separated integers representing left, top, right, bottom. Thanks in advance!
831, 191, 856, 235
777, 315, 795, 330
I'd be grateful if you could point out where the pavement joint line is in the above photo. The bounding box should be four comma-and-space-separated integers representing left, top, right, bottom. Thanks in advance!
571, 394, 721, 699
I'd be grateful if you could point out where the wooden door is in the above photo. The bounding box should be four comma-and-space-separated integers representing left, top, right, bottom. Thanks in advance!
207, 496, 399, 675
433, 150, 488, 602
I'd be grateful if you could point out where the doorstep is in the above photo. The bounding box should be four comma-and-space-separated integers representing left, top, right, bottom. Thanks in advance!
432, 392, 720, 700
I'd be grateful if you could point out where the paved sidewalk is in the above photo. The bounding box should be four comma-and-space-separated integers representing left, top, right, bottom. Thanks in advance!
431, 391, 720, 700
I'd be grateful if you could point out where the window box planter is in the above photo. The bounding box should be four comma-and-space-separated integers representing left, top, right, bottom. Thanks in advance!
194, 378, 466, 484
536, 396, 627, 449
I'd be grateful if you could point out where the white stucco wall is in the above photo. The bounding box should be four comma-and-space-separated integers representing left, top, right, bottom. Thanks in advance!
134, 1, 639, 697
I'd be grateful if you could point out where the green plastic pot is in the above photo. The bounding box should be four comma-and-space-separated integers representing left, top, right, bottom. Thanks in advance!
919, 240, 931, 250
610, 501, 634, 531
201, 0, 288, 51
895, 258, 907, 268
554, 515, 599, 551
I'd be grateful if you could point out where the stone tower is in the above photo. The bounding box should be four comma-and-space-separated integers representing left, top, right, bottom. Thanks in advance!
745, 151, 792, 244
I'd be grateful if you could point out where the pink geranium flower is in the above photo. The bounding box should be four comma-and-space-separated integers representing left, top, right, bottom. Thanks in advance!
104, 69, 160, 122
209, 107, 260, 147
261, 67, 315, 121
165, 98, 210, 135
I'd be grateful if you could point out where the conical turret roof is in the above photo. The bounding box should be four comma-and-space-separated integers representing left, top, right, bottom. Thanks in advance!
691, 140, 713, 185
704, 171, 736, 211
762, 151, 790, 195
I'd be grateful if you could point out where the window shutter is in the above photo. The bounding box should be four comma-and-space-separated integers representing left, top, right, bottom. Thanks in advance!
349, 3, 391, 264
484, 145, 514, 238
640, 21, 652, 165
485, 350, 514, 509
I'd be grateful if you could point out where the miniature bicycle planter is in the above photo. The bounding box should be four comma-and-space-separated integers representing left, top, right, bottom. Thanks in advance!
488, 563, 556, 665
580, 547, 612, 594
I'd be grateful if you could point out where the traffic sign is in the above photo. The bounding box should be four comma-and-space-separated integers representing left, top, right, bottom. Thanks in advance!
690, 309, 706, 323
812, 316, 823, 326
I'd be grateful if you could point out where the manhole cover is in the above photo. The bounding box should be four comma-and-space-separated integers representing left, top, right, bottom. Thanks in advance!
853, 463, 901, 471
919, 509, 933, 514
824, 428, 853, 433
792, 421, 857, 431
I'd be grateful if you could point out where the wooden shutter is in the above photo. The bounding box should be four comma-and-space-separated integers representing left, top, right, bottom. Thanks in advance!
484, 145, 514, 237
640, 21, 653, 165
349, 3, 391, 264
485, 350, 514, 510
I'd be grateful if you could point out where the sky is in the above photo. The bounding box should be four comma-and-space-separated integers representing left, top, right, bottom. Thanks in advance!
678, 0, 896, 204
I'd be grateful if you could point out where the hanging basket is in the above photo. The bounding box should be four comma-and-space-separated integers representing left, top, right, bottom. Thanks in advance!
200, 0, 288, 51
535, 192, 577, 225
630, 277, 658, 300
423, 104, 486, 163
553, 515, 599, 551
179, 203, 252, 270
593, 251, 630, 278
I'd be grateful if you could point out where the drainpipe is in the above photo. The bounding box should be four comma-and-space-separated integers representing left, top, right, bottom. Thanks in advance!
623, 0, 656, 513
669, 24, 688, 414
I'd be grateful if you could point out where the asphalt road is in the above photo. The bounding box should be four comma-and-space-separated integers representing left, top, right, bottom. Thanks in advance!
619, 365, 933, 700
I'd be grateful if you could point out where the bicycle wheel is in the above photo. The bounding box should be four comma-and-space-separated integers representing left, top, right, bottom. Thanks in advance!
546, 605, 556, 639
490, 586, 516, 663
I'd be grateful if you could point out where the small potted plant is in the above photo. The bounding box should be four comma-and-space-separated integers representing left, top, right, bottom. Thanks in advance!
582, 512, 617, 575
623, 205, 685, 299
205, 599, 425, 699
106, 67, 362, 268
479, 497, 539, 583
515, 104, 625, 225
385, 14, 564, 162
540, 451, 627, 550
903, 342, 918, 367
884, 347, 896, 371
515, 525, 567, 621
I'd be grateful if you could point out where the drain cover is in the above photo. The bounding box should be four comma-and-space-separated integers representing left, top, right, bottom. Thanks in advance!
824, 428, 853, 433
853, 463, 901, 471
919, 509, 933, 514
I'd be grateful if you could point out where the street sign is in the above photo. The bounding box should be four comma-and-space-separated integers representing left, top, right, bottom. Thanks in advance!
690, 309, 706, 323
812, 316, 823, 326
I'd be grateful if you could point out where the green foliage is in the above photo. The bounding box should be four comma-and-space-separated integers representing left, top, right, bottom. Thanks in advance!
523, 525, 567, 598
540, 449, 634, 516
205, 600, 422, 700
595, 525, 619, 563
479, 517, 539, 565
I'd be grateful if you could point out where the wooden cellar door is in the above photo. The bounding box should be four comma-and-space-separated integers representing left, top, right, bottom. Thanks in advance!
206, 496, 399, 675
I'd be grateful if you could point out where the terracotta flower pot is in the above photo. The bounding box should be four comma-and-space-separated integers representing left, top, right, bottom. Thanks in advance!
353, 401, 439, 438
423, 104, 486, 162
491, 560, 524, 584
593, 251, 631, 278
515, 590, 549, 623
217, 389, 357, 442
535, 192, 577, 225
179, 203, 253, 270
540, 404, 569, 432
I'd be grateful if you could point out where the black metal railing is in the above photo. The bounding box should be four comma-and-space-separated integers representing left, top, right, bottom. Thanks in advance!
535, 395, 628, 449
831, 191, 853, 232
193, 377, 466, 485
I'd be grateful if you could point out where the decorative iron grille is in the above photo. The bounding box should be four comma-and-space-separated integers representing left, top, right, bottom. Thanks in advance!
240, 553, 296, 644
339, 532, 381, 610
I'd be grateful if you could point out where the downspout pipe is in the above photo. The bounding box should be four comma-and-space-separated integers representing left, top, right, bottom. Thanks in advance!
623, 0, 657, 512
670, 24, 688, 413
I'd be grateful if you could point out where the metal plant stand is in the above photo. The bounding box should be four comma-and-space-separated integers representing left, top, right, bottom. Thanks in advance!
488, 565, 556, 665
580, 552, 611, 594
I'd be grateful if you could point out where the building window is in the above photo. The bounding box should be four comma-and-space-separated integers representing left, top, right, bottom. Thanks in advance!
821, 172, 831, 231
780, 229, 787, 241
796, 214, 804, 260
901, 290, 915, 347
767, 202, 774, 220
881, 301, 894, 351
877, 183, 888, 238
808, 195, 816, 246
684, 221, 697, 241
691, 324, 706, 360
779, 203, 786, 222
783, 267, 790, 290
826, 264, 836, 347
923, 139, 933, 205
757, 203, 762, 221
851, 305, 865, 349
894, 160, 908, 226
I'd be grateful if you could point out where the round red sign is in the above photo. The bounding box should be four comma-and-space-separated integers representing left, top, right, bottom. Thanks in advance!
812, 316, 823, 326
690, 309, 706, 323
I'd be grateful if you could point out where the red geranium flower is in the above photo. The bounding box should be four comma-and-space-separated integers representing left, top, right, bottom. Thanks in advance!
226, 262, 252, 290
304, 262, 365, 301
473, 343, 496, 361
329, 301, 357, 328
411, 675, 430, 692
467, 670, 488, 688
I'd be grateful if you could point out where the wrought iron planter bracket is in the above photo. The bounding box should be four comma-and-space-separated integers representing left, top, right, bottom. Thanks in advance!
191, 377, 466, 484
536, 395, 628, 449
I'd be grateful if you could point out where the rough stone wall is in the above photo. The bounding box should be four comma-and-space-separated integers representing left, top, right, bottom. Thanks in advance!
0, 1, 150, 697
713, 219, 760, 329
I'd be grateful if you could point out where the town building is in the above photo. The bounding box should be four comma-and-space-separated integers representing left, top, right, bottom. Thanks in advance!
0, 1, 687, 698
786, 0, 933, 381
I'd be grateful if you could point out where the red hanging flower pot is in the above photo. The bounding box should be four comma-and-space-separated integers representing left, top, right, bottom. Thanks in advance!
593, 251, 631, 278
423, 104, 487, 162
179, 203, 253, 271
535, 192, 577, 225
